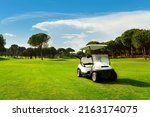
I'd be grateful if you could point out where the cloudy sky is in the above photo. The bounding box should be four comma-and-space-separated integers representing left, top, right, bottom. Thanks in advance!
1, 0, 150, 51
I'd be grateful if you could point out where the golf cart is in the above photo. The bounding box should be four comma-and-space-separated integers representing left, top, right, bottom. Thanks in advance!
77, 44, 117, 82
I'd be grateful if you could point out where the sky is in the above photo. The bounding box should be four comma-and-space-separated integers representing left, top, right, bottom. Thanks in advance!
1, 0, 150, 51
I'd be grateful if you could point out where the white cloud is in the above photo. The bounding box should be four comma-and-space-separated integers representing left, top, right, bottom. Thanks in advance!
62, 32, 87, 39
4, 33, 15, 37
32, 20, 92, 31
1, 12, 81, 24
32, 10, 150, 50
63, 33, 87, 51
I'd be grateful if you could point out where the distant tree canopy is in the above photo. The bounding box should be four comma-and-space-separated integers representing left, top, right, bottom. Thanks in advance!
132, 29, 150, 56
82, 29, 150, 58
0, 34, 6, 52
0, 33, 75, 59
66, 48, 75, 55
99, 29, 150, 58
42, 47, 57, 58
9, 44, 19, 57
4, 45, 75, 59
2, 29, 150, 59
28, 33, 50, 60
118, 29, 150, 57
86, 41, 100, 45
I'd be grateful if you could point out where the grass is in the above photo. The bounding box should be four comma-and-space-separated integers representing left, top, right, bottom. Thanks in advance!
0, 57, 150, 100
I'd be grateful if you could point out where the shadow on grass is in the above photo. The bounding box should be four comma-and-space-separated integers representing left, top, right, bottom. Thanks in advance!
0, 57, 9, 61
102, 78, 150, 87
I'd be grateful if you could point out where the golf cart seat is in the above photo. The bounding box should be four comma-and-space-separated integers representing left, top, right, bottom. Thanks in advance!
81, 57, 93, 68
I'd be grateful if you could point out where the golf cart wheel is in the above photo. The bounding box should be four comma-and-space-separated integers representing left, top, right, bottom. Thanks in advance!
92, 72, 97, 82
77, 69, 82, 77
111, 71, 117, 81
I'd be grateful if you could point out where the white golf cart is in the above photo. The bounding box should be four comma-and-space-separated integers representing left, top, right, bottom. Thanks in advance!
77, 44, 117, 82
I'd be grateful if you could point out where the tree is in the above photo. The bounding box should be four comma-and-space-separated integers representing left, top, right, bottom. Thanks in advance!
115, 36, 127, 56
49, 47, 57, 58
121, 29, 139, 56
147, 31, 150, 56
42, 47, 57, 58
18, 47, 26, 56
86, 41, 100, 45
65, 48, 75, 56
24, 48, 34, 59
84, 28, 150, 58
76, 51, 86, 58
106, 40, 117, 58
57, 48, 66, 58
9, 44, 19, 57
0, 34, 6, 52
132, 29, 150, 58
28, 33, 50, 60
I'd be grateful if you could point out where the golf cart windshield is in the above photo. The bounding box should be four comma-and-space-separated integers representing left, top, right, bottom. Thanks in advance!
92, 54, 110, 65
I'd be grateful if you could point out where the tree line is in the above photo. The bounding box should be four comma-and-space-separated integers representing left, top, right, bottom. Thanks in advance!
104, 29, 150, 58
1, 28, 150, 59
0, 33, 75, 59
0, 44, 75, 59
79, 29, 150, 58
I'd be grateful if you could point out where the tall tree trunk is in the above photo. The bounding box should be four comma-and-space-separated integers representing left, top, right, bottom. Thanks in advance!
143, 47, 146, 59
149, 48, 150, 57
39, 45, 43, 60
41, 48, 43, 60
131, 46, 133, 58
111, 51, 114, 58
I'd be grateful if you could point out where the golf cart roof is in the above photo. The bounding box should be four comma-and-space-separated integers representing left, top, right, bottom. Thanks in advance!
80, 44, 107, 51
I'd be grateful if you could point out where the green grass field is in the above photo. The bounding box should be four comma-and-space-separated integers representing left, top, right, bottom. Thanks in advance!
0, 57, 150, 100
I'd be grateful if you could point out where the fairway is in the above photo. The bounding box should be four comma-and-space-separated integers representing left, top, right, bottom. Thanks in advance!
0, 57, 150, 100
